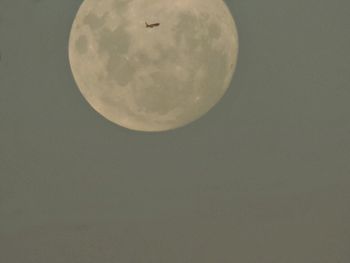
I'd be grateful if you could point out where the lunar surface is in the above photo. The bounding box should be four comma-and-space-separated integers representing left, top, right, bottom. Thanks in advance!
69, 0, 238, 131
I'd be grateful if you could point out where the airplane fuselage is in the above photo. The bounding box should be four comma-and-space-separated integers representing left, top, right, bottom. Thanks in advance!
145, 22, 160, 28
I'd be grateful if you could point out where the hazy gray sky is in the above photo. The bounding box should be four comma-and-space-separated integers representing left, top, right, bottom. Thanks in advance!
0, 0, 349, 262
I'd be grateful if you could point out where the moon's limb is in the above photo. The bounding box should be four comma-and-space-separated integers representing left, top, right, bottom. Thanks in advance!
69, 0, 238, 131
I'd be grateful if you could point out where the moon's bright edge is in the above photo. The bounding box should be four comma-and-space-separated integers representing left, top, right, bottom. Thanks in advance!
69, 0, 238, 131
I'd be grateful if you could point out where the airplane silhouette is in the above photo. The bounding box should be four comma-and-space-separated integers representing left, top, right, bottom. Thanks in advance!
145, 22, 160, 28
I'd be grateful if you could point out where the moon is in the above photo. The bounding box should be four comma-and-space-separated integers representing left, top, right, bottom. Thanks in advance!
69, 0, 238, 132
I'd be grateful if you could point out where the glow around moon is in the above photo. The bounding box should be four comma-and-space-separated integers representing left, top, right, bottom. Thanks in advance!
69, 0, 238, 131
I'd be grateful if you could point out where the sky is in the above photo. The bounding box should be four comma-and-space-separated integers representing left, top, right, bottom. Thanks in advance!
0, 0, 349, 262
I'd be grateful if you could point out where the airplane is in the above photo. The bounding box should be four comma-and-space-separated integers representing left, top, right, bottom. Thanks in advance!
145, 22, 160, 28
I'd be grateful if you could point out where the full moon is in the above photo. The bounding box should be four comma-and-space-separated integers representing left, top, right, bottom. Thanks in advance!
69, 0, 238, 131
